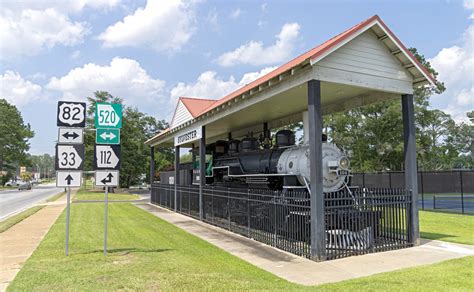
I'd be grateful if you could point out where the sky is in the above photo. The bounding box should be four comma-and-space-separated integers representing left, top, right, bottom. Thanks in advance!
0, 0, 473, 155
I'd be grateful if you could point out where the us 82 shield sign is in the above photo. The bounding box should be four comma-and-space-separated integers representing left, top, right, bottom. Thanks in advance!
57, 101, 86, 127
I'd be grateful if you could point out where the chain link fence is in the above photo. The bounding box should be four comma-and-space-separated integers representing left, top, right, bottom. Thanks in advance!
351, 170, 474, 214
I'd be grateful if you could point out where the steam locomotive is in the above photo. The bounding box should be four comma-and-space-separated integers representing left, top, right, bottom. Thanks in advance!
197, 129, 351, 193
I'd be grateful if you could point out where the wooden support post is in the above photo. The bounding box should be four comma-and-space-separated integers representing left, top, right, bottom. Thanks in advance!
402, 94, 420, 245
174, 145, 180, 211
150, 146, 155, 186
307, 79, 326, 261
199, 126, 206, 220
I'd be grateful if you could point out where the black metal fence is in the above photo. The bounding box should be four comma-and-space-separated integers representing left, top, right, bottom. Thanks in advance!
352, 170, 474, 214
151, 183, 412, 260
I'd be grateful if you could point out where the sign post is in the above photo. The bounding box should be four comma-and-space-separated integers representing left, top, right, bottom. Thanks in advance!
65, 187, 71, 256
56, 101, 86, 256
94, 102, 122, 256
104, 186, 108, 256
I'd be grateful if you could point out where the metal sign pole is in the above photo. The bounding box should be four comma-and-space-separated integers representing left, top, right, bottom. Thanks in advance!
104, 186, 108, 256
65, 186, 71, 256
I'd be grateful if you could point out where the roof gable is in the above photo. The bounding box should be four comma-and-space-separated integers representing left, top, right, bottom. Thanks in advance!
170, 97, 216, 129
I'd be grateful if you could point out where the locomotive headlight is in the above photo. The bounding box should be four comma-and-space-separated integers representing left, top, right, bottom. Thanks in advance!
338, 157, 349, 170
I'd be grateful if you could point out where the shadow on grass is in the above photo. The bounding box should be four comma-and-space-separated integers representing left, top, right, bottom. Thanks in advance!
77, 248, 173, 255
421, 231, 456, 241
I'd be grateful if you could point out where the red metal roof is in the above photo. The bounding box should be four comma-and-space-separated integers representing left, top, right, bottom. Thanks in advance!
179, 97, 217, 118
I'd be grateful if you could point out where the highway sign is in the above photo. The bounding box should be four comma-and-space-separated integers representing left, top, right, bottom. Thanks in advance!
58, 128, 84, 144
57, 101, 86, 127
94, 145, 121, 170
95, 170, 119, 187
95, 102, 122, 129
56, 171, 82, 187
55, 144, 85, 170
96, 129, 120, 145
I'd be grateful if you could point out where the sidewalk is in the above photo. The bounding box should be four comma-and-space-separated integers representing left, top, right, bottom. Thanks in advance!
0, 190, 74, 292
138, 203, 474, 286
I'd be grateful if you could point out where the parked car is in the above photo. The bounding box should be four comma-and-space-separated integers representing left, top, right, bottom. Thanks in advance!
18, 181, 32, 190
4, 180, 20, 187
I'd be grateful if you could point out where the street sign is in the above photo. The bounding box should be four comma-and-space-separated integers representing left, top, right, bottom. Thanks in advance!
95, 102, 122, 129
57, 101, 86, 127
58, 128, 84, 144
56, 171, 82, 187
20, 166, 26, 173
94, 145, 121, 170
55, 144, 85, 170
95, 170, 119, 187
96, 129, 120, 145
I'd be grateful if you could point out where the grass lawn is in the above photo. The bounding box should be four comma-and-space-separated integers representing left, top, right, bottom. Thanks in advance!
420, 210, 474, 245
9, 192, 474, 291
0, 206, 44, 233
46, 192, 65, 202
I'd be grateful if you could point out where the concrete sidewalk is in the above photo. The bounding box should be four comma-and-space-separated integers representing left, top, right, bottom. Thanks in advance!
0, 191, 74, 292
138, 203, 474, 286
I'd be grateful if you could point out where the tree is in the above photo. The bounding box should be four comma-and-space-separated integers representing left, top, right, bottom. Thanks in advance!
0, 99, 34, 172
28, 154, 54, 178
85, 91, 172, 187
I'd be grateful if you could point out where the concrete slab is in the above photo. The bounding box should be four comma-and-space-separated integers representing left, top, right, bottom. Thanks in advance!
138, 203, 474, 286
0, 190, 75, 292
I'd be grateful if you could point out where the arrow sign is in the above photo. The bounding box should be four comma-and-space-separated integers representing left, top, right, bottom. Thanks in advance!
95, 102, 122, 129
57, 101, 86, 127
96, 129, 120, 144
56, 171, 82, 187
101, 172, 114, 184
93, 145, 121, 170
55, 144, 85, 170
58, 128, 83, 144
95, 171, 119, 187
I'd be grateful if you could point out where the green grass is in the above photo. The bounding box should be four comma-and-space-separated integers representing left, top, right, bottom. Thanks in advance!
0, 186, 16, 190
8, 192, 474, 291
74, 189, 139, 201
420, 210, 474, 245
46, 192, 65, 202
0, 206, 44, 233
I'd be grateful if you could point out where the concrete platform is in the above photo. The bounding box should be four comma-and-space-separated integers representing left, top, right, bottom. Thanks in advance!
138, 203, 474, 286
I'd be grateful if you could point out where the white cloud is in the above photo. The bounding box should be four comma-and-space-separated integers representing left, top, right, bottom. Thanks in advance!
98, 0, 196, 52
71, 50, 81, 59
230, 8, 241, 19
217, 22, 300, 66
1, 0, 120, 13
0, 8, 89, 59
46, 57, 166, 106
170, 66, 277, 103
430, 24, 474, 123
0, 71, 44, 107
464, 0, 474, 10
0, 0, 120, 59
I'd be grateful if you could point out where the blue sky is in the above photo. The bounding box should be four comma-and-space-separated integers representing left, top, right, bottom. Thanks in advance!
1, 0, 473, 155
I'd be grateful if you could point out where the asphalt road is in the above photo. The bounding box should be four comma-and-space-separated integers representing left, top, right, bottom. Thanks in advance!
0, 184, 63, 221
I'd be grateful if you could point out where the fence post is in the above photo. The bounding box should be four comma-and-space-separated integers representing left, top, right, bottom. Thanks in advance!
247, 189, 250, 237
460, 171, 464, 214
362, 172, 366, 188
420, 171, 425, 210
228, 187, 231, 230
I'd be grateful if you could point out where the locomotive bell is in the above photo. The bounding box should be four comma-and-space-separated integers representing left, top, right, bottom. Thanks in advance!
277, 143, 350, 192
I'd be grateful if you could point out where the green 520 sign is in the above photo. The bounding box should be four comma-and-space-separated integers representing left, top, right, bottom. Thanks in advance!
95, 102, 122, 129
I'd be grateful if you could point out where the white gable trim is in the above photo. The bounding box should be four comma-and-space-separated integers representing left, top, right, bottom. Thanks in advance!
310, 20, 435, 87
170, 99, 193, 129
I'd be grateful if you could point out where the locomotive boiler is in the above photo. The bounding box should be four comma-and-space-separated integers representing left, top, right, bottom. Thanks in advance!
204, 129, 351, 193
